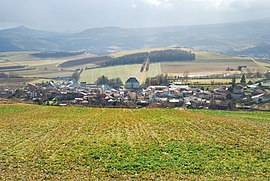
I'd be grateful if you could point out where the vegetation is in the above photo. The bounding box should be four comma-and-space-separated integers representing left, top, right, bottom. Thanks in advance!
80, 63, 162, 84
105, 49, 195, 67
240, 74, 246, 84
31, 51, 85, 59
0, 73, 21, 78
72, 71, 81, 83
0, 104, 269, 180
95, 75, 123, 88
144, 74, 170, 87
59, 56, 111, 68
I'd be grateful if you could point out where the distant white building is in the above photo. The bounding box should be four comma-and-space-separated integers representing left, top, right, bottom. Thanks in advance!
125, 77, 140, 89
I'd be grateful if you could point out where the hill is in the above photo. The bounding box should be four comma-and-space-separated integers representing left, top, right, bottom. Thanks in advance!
1, 18, 270, 55
229, 43, 270, 60
0, 26, 60, 52
0, 104, 269, 180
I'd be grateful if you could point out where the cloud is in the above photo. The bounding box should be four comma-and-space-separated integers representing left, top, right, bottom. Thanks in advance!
143, 0, 162, 6
0, 0, 269, 31
131, 2, 137, 8
142, 0, 176, 7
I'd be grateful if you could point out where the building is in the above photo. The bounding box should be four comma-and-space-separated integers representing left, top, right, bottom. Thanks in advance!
125, 77, 140, 89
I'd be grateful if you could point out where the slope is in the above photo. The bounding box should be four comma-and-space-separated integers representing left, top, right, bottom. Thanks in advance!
0, 104, 269, 180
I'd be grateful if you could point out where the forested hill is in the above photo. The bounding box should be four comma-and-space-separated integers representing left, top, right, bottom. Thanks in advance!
105, 49, 195, 66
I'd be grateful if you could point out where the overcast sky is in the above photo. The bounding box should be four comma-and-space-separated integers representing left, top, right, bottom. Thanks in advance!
0, 0, 270, 31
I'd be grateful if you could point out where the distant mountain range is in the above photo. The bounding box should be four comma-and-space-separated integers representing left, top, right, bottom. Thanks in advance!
1, 18, 270, 56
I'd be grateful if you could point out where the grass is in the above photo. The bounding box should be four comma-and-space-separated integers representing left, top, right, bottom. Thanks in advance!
0, 104, 269, 180
81, 49, 266, 83
110, 48, 173, 58
187, 78, 264, 84
0, 52, 90, 79
0, 50, 268, 84
161, 58, 264, 76
80, 63, 162, 83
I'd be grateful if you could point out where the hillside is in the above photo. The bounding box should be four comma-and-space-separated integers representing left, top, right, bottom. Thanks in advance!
0, 26, 60, 52
0, 104, 269, 180
1, 18, 270, 55
229, 43, 270, 59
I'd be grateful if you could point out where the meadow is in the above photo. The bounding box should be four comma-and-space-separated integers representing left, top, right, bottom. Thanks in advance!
0, 104, 269, 180
80, 63, 162, 83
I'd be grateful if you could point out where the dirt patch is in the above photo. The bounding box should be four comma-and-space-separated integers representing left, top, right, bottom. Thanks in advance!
0, 98, 32, 104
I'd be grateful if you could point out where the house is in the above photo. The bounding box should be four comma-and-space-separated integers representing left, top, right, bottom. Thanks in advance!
209, 99, 229, 110
262, 80, 270, 88
252, 93, 270, 104
212, 91, 228, 100
230, 93, 243, 100
233, 86, 244, 94
196, 91, 211, 100
125, 77, 140, 89
190, 99, 203, 109
259, 94, 270, 103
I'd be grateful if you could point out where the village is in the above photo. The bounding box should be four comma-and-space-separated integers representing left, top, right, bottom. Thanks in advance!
1, 71, 270, 111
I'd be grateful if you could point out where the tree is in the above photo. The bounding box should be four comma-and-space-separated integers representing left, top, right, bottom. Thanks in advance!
143, 74, 169, 86
183, 71, 189, 84
231, 76, 236, 88
240, 74, 246, 84
95, 75, 109, 85
265, 72, 270, 80
108, 78, 123, 89
228, 76, 236, 92
248, 80, 253, 85
72, 71, 80, 83
144, 77, 151, 87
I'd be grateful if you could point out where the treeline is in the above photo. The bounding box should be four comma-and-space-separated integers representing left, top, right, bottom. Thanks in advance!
144, 74, 170, 87
105, 49, 196, 66
31, 51, 85, 59
0, 65, 25, 71
0, 72, 21, 78
95, 75, 123, 89
59, 56, 111, 68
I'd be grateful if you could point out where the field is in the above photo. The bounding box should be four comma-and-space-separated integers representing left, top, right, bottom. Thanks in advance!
80, 49, 268, 83
110, 48, 175, 58
0, 104, 269, 180
80, 63, 162, 83
0, 52, 94, 81
1, 49, 269, 84
187, 78, 263, 85
161, 58, 261, 76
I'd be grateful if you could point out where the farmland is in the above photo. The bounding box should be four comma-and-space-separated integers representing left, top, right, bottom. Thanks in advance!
0, 52, 95, 84
0, 49, 269, 85
80, 49, 267, 83
80, 63, 162, 83
0, 104, 269, 180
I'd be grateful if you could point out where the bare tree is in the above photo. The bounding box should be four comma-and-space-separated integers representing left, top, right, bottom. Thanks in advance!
183, 71, 189, 84
72, 71, 80, 84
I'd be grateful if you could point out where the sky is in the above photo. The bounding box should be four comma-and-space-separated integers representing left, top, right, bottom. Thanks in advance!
0, 0, 270, 32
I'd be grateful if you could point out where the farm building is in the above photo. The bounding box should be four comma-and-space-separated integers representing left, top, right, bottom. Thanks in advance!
125, 77, 140, 89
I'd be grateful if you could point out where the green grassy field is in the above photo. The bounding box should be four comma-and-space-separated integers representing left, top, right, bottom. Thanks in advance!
0, 104, 269, 180
80, 63, 162, 83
